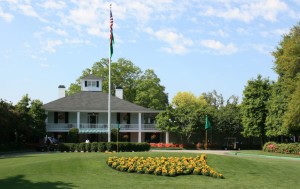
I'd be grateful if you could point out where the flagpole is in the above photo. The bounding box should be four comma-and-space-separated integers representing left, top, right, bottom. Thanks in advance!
107, 4, 112, 142
205, 129, 207, 150
108, 56, 111, 142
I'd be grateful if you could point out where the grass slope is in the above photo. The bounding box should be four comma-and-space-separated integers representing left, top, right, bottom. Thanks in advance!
0, 152, 300, 189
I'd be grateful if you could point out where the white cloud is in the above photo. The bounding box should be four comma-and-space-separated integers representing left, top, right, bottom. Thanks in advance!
145, 27, 193, 54
249, 43, 272, 54
0, 7, 14, 22
18, 4, 47, 22
210, 29, 228, 37
201, 39, 238, 55
44, 26, 68, 36
272, 28, 289, 36
260, 27, 290, 38
202, 0, 288, 22
43, 40, 63, 53
64, 38, 90, 45
40, 0, 66, 10
40, 63, 49, 68
236, 27, 251, 36
30, 55, 47, 61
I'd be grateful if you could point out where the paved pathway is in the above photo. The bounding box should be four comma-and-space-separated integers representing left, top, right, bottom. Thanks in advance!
151, 149, 233, 155
151, 149, 300, 161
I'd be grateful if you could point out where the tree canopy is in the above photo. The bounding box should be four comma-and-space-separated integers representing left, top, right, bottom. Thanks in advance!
0, 95, 47, 146
66, 58, 168, 110
241, 75, 271, 146
266, 22, 300, 138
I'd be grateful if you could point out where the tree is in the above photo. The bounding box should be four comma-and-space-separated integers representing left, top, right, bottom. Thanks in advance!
134, 69, 168, 110
270, 22, 300, 138
283, 78, 300, 135
66, 58, 168, 109
241, 75, 271, 146
156, 92, 206, 143
0, 99, 15, 143
28, 99, 47, 142
217, 95, 242, 137
14, 94, 32, 143
13, 95, 47, 143
202, 90, 224, 109
265, 82, 289, 138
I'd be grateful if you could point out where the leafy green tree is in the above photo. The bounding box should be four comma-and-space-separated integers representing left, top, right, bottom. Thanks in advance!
156, 106, 178, 133
283, 78, 300, 135
134, 69, 168, 110
14, 94, 32, 143
67, 58, 141, 101
241, 75, 271, 146
29, 99, 47, 141
202, 90, 224, 109
270, 22, 300, 138
0, 99, 15, 143
265, 82, 289, 138
217, 95, 242, 137
156, 92, 207, 143
66, 58, 168, 109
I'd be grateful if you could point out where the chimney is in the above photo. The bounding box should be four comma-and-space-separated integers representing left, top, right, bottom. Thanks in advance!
115, 86, 123, 99
58, 85, 66, 99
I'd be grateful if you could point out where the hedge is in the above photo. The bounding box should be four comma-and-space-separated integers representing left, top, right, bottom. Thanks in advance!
263, 142, 300, 155
58, 142, 150, 152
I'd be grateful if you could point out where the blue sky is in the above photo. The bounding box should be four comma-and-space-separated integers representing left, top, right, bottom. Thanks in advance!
1, 0, 300, 104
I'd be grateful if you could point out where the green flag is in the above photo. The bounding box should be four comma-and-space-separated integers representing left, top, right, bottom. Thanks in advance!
205, 115, 211, 130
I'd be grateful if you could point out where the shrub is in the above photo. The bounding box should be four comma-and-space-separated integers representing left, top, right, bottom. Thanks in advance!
98, 142, 107, 152
91, 142, 98, 152
67, 128, 79, 143
85, 143, 92, 152
78, 143, 86, 152
263, 142, 300, 155
106, 142, 117, 152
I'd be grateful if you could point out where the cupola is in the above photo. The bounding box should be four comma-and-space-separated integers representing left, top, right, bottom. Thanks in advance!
81, 74, 102, 92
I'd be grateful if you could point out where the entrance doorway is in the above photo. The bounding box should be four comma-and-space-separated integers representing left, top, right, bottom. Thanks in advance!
88, 114, 98, 128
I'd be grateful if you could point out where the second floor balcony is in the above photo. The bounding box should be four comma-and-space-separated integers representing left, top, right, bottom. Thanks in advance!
46, 123, 159, 133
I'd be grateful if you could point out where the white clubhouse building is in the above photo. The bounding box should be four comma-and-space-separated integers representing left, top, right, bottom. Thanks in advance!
43, 75, 170, 143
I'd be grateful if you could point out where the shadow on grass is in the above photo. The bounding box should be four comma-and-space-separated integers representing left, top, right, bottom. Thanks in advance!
0, 175, 76, 189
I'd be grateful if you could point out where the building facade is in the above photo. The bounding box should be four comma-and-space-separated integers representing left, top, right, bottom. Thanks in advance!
43, 75, 169, 143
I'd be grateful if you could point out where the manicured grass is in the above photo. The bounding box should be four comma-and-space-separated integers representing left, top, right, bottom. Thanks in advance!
1, 151, 300, 189
233, 150, 300, 158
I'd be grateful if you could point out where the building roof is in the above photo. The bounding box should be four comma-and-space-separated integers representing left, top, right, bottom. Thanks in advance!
43, 91, 160, 113
81, 74, 102, 80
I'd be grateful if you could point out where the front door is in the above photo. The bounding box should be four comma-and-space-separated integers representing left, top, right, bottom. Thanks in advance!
88, 115, 97, 128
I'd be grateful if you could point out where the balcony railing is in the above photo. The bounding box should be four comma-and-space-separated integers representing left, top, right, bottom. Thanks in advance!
46, 123, 159, 132
46, 123, 77, 131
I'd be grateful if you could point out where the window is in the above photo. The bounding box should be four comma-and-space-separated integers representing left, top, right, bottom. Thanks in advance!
87, 81, 97, 87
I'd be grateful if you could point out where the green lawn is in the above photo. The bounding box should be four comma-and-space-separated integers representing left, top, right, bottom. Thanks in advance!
232, 150, 300, 158
1, 151, 300, 189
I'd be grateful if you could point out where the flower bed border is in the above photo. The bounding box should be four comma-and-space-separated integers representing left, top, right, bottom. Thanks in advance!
106, 154, 224, 178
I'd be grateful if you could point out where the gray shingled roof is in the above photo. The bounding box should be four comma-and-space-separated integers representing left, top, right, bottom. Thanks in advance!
43, 91, 160, 113
82, 74, 102, 80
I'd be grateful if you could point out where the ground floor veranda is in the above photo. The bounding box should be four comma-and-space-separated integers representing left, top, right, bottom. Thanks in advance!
48, 131, 171, 143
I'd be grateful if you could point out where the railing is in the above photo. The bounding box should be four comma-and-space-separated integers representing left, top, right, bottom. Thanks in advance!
46, 123, 159, 132
142, 124, 157, 130
46, 123, 77, 131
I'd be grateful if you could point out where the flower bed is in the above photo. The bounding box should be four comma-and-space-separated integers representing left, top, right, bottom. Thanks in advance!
106, 154, 224, 178
263, 142, 300, 155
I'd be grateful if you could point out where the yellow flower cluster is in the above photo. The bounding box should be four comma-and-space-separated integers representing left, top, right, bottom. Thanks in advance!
106, 154, 224, 178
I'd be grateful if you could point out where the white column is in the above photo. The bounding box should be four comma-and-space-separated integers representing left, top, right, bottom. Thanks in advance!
138, 113, 142, 143
165, 132, 169, 144
77, 112, 80, 130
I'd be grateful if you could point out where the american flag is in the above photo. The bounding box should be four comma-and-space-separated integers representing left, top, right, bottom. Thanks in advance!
110, 9, 114, 58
